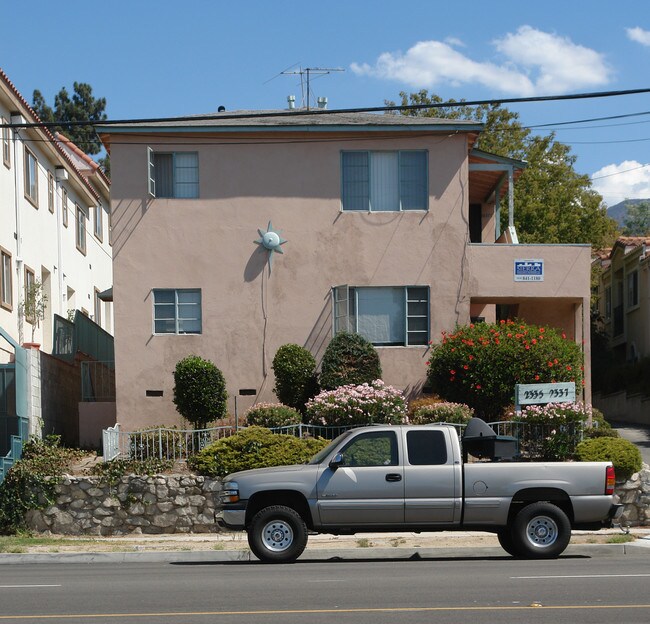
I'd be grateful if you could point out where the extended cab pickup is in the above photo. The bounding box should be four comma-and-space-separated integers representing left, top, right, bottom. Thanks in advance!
215, 421, 623, 562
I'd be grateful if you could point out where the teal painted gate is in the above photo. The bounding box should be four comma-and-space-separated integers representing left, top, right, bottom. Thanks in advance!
0, 328, 29, 484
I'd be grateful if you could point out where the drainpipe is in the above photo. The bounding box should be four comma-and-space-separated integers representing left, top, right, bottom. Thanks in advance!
508, 165, 514, 229
11, 114, 24, 345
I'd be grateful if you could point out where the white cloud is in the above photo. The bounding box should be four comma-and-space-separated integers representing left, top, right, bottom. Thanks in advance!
351, 26, 611, 96
626, 27, 650, 46
591, 161, 650, 207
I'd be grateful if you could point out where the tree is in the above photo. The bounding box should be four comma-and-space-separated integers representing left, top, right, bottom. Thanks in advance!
172, 355, 227, 429
19, 278, 47, 344
32, 82, 107, 166
271, 344, 319, 414
388, 90, 618, 248
623, 201, 650, 236
319, 332, 382, 390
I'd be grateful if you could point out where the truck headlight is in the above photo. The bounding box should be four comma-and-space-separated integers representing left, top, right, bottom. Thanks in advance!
220, 481, 239, 504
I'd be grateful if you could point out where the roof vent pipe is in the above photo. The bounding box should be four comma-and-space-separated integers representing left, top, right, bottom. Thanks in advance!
317, 96, 328, 109
217, 106, 226, 112
287, 95, 296, 110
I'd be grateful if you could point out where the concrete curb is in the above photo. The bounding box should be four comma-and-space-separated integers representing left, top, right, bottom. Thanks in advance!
0, 542, 646, 565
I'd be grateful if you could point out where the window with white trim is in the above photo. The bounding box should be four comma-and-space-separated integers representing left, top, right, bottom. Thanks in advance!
627, 270, 639, 309
0, 247, 12, 310
2, 118, 10, 168
76, 204, 87, 255
341, 150, 427, 212
153, 289, 202, 334
24, 147, 38, 206
333, 285, 429, 346
48, 172, 55, 213
148, 150, 199, 198
24, 266, 35, 324
94, 204, 103, 241
605, 285, 612, 319
62, 188, 69, 227
94, 288, 102, 327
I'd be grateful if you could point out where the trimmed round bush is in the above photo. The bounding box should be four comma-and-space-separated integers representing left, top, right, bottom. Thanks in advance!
427, 320, 584, 418
188, 427, 327, 477
245, 403, 302, 428
173, 355, 227, 429
306, 379, 406, 426
410, 402, 474, 425
272, 344, 319, 414
319, 332, 382, 390
576, 437, 643, 481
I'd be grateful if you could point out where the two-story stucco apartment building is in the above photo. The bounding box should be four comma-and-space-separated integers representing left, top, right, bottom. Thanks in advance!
98, 110, 592, 431
0, 69, 113, 356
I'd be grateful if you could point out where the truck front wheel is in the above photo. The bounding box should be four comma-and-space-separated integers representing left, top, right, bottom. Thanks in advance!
248, 505, 308, 563
512, 502, 571, 559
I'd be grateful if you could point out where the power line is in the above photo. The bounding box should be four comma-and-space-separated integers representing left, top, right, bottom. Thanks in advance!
4, 87, 650, 129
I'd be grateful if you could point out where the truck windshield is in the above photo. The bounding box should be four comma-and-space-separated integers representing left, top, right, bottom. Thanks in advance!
308, 430, 355, 465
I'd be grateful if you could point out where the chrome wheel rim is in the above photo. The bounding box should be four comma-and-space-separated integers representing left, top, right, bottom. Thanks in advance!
525, 515, 558, 548
262, 520, 294, 552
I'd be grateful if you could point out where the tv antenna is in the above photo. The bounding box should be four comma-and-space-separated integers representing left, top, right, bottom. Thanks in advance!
280, 66, 344, 110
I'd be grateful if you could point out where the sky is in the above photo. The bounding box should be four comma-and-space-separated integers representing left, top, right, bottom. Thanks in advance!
2, 0, 650, 207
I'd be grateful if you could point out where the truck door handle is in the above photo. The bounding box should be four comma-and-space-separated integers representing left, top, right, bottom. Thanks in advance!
385, 473, 402, 482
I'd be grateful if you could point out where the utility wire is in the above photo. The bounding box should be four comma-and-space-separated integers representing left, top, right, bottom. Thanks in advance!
4, 87, 650, 129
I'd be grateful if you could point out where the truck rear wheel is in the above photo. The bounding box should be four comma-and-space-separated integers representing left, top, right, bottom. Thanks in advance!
497, 528, 521, 557
248, 505, 308, 563
512, 502, 571, 559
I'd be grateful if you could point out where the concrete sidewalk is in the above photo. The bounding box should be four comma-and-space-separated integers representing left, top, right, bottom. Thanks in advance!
1, 529, 648, 565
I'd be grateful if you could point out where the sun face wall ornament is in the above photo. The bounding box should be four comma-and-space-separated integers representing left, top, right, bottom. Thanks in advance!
254, 221, 287, 272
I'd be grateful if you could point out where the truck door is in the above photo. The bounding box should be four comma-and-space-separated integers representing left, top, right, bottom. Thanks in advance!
317, 430, 404, 526
403, 429, 462, 524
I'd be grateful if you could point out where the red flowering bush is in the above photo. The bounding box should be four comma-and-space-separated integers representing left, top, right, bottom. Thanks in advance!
426, 320, 584, 418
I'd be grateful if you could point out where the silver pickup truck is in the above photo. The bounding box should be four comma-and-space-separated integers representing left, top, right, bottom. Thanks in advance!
215, 421, 623, 563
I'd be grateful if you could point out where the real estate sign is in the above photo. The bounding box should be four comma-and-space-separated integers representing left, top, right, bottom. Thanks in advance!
514, 259, 544, 282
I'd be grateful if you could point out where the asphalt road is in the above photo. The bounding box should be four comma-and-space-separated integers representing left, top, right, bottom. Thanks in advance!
0, 553, 648, 624
612, 422, 650, 465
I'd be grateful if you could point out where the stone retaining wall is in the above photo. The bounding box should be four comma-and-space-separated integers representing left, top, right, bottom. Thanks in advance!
26, 475, 221, 535
25, 465, 650, 536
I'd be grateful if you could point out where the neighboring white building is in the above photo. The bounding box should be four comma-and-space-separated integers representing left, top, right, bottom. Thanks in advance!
0, 68, 113, 363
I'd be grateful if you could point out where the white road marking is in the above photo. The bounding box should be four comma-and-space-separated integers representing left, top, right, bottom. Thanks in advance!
511, 574, 650, 579
0, 584, 61, 588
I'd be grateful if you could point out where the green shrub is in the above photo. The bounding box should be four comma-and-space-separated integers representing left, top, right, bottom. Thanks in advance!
91, 458, 174, 485
0, 436, 84, 534
319, 332, 382, 390
427, 320, 584, 418
513, 402, 589, 461
581, 408, 620, 439
188, 427, 327, 478
410, 402, 474, 425
306, 379, 407, 426
245, 403, 302, 428
272, 344, 319, 414
576, 437, 643, 481
173, 355, 227, 429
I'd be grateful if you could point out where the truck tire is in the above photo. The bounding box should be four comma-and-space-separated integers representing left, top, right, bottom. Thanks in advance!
247, 505, 308, 563
497, 528, 521, 557
511, 502, 571, 559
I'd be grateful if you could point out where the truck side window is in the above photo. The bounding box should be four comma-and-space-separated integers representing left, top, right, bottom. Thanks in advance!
407, 430, 448, 465
339, 431, 398, 467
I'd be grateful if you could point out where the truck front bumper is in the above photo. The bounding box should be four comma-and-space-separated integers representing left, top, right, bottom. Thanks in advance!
215, 504, 247, 531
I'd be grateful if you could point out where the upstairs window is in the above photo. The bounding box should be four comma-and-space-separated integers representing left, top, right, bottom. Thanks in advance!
627, 270, 639, 309
333, 285, 429, 346
76, 204, 87, 255
62, 188, 69, 227
341, 150, 427, 212
148, 149, 199, 198
24, 147, 38, 206
94, 204, 103, 241
48, 172, 55, 213
2, 118, 10, 168
153, 288, 202, 334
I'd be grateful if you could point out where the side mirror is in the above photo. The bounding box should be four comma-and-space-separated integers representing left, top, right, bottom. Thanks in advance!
329, 453, 343, 470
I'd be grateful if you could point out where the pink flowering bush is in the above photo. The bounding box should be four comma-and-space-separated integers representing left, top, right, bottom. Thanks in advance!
305, 380, 407, 426
409, 402, 474, 425
509, 402, 590, 461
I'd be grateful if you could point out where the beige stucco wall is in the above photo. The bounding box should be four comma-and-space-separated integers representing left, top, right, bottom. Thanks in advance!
108, 131, 592, 430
